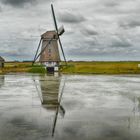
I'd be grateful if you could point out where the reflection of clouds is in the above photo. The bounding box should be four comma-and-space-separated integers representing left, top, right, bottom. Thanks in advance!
59, 75, 140, 139
1, 74, 140, 139
0, 117, 53, 140
54, 119, 136, 140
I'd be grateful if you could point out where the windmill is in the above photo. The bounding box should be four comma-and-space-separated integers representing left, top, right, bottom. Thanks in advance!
33, 4, 67, 73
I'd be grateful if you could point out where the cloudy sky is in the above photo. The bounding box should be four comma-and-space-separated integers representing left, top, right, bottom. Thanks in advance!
0, 0, 140, 61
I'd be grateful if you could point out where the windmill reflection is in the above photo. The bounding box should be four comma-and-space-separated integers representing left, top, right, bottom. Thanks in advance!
0, 75, 4, 88
127, 96, 140, 129
35, 74, 65, 136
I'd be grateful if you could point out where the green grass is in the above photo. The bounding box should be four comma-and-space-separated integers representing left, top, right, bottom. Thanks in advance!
1, 62, 46, 74
28, 66, 46, 73
60, 61, 140, 74
1, 61, 140, 74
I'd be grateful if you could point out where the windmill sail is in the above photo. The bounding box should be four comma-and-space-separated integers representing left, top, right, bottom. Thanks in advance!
33, 38, 42, 65
51, 4, 67, 64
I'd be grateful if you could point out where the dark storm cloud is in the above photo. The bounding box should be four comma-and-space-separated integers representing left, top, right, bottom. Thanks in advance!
58, 11, 85, 23
66, 33, 132, 59
104, 2, 118, 7
0, 6, 2, 12
1, 0, 36, 7
67, 39, 98, 57
0, 38, 38, 60
81, 27, 98, 36
103, 0, 119, 7
67, 44, 131, 59
120, 20, 140, 28
110, 37, 132, 48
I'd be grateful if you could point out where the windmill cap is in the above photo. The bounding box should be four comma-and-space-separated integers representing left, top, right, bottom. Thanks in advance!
41, 30, 58, 39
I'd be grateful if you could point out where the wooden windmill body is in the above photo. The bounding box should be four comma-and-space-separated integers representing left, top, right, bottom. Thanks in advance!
39, 31, 60, 72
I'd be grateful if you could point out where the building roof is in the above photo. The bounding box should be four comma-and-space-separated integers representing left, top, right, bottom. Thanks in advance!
41, 31, 58, 39
0, 56, 4, 62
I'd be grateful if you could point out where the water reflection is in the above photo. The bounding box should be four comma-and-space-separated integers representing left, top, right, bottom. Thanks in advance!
34, 74, 66, 136
1, 74, 140, 140
0, 75, 4, 88
127, 96, 140, 130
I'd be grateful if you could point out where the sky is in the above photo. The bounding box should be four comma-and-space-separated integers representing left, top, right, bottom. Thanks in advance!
0, 0, 140, 61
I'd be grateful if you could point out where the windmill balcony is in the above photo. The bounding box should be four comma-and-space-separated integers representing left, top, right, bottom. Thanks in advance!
43, 62, 59, 67
42, 62, 59, 72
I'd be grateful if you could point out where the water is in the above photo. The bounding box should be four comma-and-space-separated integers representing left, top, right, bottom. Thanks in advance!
0, 74, 140, 140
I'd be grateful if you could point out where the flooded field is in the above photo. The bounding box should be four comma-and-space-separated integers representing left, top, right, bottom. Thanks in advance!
0, 74, 140, 140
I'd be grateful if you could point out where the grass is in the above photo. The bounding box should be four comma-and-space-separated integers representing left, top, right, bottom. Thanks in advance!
1, 62, 46, 74
1, 61, 140, 74
28, 66, 46, 73
60, 61, 140, 74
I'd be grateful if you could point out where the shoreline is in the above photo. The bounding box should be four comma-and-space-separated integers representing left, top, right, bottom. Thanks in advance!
1, 61, 140, 75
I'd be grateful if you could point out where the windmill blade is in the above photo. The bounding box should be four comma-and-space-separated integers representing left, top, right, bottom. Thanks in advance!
51, 4, 67, 64
58, 38, 67, 64
33, 79, 43, 103
59, 105, 65, 117
32, 38, 42, 65
52, 77, 66, 136
51, 4, 58, 31
34, 37, 54, 63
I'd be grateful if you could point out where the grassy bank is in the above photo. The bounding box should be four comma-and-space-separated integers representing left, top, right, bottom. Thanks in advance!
60, 61, 140, 74
1, 62, 46, 74
1, 61, 140, 74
